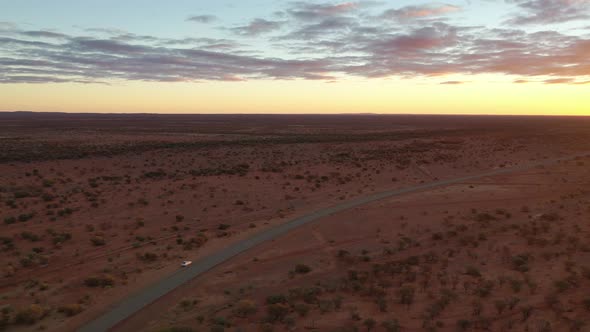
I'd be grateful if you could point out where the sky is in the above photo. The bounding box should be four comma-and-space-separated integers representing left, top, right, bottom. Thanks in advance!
0, 0, 589, 115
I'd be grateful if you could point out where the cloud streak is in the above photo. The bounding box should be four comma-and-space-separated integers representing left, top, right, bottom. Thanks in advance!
506, 0, 590, 25
231, 19, 284, 36
381, 4, 461, 21
186, 15, 217, 23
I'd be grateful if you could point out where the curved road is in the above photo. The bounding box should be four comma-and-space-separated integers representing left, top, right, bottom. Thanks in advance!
79, 152, 588, 332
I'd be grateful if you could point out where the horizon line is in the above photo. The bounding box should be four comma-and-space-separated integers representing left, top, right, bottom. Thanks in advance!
1, 110, 589, 118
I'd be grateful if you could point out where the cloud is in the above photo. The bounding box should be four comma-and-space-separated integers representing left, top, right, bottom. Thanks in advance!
280, 16, 357, 40
72, 38, 150, 54
0, 21, 18, 32
506, 0, 590, 25
544, 77, 574, 84
231, 19, 284, 36
186, 15, 217, 23
20, 30, 68, 39
367, 24, 458, 55
381, 4, 461, 21
287, 2, 359, 20
0, 28, 337, 83
1, 1, 590, 85
440, 80, 464, 84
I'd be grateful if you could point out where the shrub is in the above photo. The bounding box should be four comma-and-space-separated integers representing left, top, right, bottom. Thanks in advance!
465, 266, 481, 277
521, 306, 533, 321
319, 299, 334, 313
3, 216, 16, 225
233, 299, 257, 317
18, 213, 34, 222
137, 252, 158, 262
475, 213, 496, 222
84, 274, 115, 288
511, 254, 531, 272
337, 250, 351, 258
364, 318, 376, 331
457, 319, 471, 331
494, 300, 506, 314
432, 232, 443, 240
143, 170, 166, 178
178, 299, 196, 311
58, 304, 83, 316
266, 303, 289, 322
294, 303, 310, 317
554, 279, 570, 292
476, 280, 494, 297
398, 286, 415, 306
509, 279, 523, 293
0, 237, 14, 251
14, 304, 47, 324
382, 320, 401, 332
90, 236, 106, 246
52, 232, 72, 245
508, 297, 520, 310
20, 255, 34, 267
294, 264, 311, 274
157, 328, 196, 332
13, 191, 30, 199
42, 193, 54, 201
377, 297, 387, 312
266, 294, 287, 305
21, 231, 40, 242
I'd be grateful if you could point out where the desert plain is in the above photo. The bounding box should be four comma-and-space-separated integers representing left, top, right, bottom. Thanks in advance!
1, 113, 590, 332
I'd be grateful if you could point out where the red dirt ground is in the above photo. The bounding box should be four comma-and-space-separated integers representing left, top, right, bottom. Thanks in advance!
0, 113, 589, 332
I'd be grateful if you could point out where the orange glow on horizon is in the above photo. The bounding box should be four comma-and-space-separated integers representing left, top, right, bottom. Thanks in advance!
1, 75, 589, 116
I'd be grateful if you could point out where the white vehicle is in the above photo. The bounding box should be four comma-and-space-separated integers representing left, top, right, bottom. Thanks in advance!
181, 260, 192, 267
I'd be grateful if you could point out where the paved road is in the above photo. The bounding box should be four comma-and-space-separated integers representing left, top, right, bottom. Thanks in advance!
79, 152, 588, 332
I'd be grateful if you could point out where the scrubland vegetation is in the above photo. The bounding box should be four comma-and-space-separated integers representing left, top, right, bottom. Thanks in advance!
1, 114, 589, 331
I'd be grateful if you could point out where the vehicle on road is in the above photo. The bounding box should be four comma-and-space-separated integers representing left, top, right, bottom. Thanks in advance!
181, 260, 192, 267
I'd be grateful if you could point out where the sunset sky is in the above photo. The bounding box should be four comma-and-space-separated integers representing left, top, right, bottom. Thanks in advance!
1, 0, 589, 115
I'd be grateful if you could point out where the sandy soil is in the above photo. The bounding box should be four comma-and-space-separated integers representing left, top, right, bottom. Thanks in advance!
0, 113, 589, 332
120, 157, 590, 332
